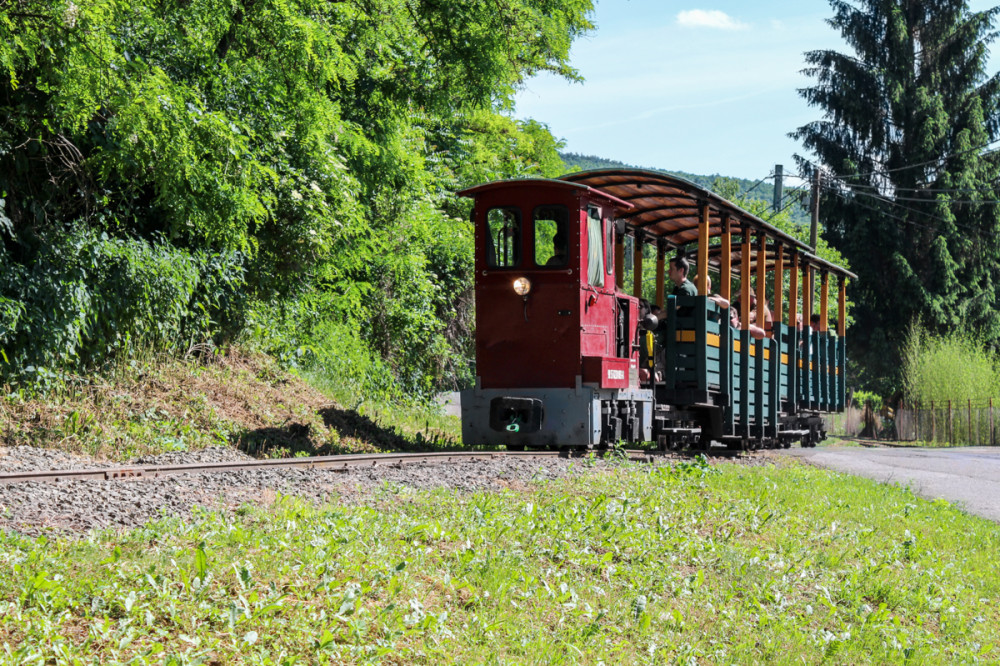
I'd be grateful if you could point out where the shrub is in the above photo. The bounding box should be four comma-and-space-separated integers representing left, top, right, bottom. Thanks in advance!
901, 323, 999, 404
0, 226, 246, 387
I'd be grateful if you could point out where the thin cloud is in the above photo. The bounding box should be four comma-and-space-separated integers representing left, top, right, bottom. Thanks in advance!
676, 10, 749, 31
562, 86, 784, 135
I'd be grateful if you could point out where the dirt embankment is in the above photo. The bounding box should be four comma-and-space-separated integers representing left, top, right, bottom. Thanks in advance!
0, 349, 454, 462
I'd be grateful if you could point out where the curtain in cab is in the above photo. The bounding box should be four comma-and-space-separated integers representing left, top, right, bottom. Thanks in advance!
587, 207, 604, 287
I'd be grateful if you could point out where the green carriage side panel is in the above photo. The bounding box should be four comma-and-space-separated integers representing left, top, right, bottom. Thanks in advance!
800, 329, 815, 410
755, 337, 765, 430
823, 334, 831, 411
664, 295, 677, 389
817, 331, 825, 410
695, 297, 708, 392
732, 331, 742, 419
786, 325, 798, 413
722, 318, 734, 432
769, 327, 781, 435
740, 330, 751, 434
839, 336, 847, 411
822, 332, 832, 411
833, 337, 838, 409
775, 323, 790, 406
704, 314, 728, 392
812, 331, 822, 410
664, 296, 732, 401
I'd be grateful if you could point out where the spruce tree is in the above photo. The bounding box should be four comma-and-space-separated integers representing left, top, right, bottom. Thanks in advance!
793, 0, 1000, 396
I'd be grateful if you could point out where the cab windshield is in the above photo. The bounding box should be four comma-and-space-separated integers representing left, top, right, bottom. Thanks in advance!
532, 205, 569, 268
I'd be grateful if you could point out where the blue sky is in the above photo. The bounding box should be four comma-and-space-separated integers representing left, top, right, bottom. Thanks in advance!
514, 0, 999, 184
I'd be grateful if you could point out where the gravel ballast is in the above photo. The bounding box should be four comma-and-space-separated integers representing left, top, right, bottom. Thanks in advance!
0, 446, 628, 537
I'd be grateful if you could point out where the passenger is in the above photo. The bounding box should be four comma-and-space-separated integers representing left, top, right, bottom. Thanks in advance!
668, 255, 697, 297
810, 313, 821, 332
544, 232, 568, 266
701, 275, 730, 310
730, 296, 766, 340
750, 294, 772, 331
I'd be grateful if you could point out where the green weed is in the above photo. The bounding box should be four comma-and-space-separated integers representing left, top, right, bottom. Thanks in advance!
1, 461, 998, 663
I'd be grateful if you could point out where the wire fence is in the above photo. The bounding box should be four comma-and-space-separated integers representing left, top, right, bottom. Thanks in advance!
826, 399, 1000, 446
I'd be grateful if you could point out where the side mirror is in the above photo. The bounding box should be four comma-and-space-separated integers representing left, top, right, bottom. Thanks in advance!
641, 313, 659, 331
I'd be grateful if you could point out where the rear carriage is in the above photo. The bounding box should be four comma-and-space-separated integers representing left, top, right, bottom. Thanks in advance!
459, 170, 854, 450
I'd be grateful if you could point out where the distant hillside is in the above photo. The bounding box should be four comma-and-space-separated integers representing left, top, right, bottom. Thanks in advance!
560, 152, 810, 226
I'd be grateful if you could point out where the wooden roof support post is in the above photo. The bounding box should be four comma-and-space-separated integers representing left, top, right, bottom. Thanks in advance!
803, 263, 812, 327
655, 242, 665, 308
773, 243, 784, 327
633, 231, 644, 298
838, 276, 847, 337
789, 251, 799, 327
720, 214, 732, 303
697, 201, 710, 295
740, 225, 751, 330
756, 232, 767, 330
820, 271, 829, 332
615, 231, 625, 290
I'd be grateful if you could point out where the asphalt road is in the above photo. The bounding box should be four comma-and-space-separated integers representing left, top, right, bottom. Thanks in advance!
782, 446, 1000, 522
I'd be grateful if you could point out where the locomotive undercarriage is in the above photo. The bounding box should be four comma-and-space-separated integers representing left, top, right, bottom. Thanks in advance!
461, 379, 827, 452
461, 380, 654, 450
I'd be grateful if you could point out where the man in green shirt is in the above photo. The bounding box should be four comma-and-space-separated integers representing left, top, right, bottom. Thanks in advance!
668, 255, 697, 297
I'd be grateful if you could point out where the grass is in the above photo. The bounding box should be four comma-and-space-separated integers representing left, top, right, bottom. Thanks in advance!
2, 457, 998, 663
302, 368, 464, 451
0, 349, 463, 461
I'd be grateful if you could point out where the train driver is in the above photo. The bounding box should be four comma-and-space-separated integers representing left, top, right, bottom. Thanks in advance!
544, 231, 568, 266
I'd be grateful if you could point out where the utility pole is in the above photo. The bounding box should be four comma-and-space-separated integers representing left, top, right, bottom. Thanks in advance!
773, 164, 783, 212
810, 169, 821, 250
809, 169, 821, 313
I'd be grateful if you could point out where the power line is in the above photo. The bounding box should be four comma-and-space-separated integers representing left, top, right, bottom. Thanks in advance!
825, 178, 993, 235
741, 172, 773, 199
764, 187, 809, 221
787, 166, 992, 234
825, 188, 942, 234
864, 194, 1000, 204
798, 136, 1000, 183
838, 181, 1000, 195
827, 183, 993, 238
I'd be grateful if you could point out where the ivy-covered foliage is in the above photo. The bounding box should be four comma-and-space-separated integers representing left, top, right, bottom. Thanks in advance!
0, 0, 594, 398
793, 0, 1000, 395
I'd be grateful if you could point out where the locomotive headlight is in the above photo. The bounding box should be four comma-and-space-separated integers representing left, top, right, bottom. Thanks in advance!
513, 277, 532, 296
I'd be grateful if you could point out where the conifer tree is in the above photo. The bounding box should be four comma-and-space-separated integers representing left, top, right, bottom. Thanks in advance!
794, 0, 1000, 395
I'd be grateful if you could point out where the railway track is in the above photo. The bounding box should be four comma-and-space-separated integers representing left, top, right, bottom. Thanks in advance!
0, 448, 656, 486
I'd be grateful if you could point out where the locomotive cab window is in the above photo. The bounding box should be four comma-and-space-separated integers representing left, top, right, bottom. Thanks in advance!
532, 205, 569, 268
486, 207, 521, 268
587, 206, 605, 287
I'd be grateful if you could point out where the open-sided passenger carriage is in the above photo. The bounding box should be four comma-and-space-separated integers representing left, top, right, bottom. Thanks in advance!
459, 169, 855, 451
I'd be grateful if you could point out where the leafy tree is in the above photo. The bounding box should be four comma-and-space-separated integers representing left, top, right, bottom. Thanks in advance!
0, 0, 594, 396
793, 0, 1000, 395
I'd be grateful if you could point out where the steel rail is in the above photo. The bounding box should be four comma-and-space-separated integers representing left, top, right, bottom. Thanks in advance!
0, 449, 655, 486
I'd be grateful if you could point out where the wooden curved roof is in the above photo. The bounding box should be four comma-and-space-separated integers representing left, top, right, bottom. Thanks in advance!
560, 169, 856, 279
